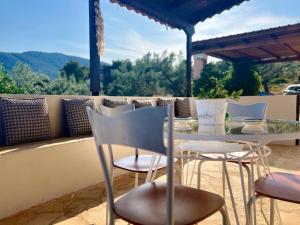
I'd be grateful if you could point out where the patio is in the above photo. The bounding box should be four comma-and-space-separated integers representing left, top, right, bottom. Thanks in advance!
1, 144, 299, 225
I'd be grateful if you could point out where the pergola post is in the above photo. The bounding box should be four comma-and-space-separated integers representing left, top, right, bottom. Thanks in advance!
185, 29, 194, 97
89, 0, 101, 96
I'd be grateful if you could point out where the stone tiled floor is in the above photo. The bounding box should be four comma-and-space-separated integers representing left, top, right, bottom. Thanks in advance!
1, 144, 300, 225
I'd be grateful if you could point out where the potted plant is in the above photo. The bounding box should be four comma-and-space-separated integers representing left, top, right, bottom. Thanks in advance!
195, 78, 242, 124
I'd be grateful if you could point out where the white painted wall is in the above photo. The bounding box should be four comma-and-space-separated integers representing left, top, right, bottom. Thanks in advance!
0, 94, 297, 219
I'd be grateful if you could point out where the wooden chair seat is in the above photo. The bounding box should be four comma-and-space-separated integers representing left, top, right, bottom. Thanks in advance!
113, 155, 167, 173
255, 172, 300, 204
114, 182, 224, 225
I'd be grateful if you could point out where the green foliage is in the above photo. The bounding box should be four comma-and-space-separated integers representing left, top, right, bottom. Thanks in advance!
0, 64, 25, 94
228, 59, 261, 96
197, 77, 242, 99
102, 51, 186, 96
43, 75, 90, 95
10, 62, 50, 94
60, 61, 89, 82
256, 62, 300, 94
192, 61, 232, 96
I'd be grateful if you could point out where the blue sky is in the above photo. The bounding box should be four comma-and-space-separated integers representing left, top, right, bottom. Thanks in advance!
0, 0, 300, 63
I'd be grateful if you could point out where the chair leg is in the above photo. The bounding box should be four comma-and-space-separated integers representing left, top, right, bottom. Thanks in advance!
197, 160, 206, 189
106, 167, 114, 225
270, 199, 275, 225
219, 208, 230, 225
134, 173, 139, 187
242, 164, 252, 200
247, 194, 261, 225
238, 161, 250, 225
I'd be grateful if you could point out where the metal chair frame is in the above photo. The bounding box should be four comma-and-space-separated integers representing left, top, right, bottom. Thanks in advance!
87, 106, 229, 225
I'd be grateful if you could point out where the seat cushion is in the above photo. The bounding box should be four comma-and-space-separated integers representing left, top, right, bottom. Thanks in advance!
63, 99, 96, 136
1, 97, 52, 146
132, 99, 153, 109
175, 98, 191, 117
113, 155, 167, 173
255, 172, 300, 204
103, 98, 128, 108
114, 182, 224, 225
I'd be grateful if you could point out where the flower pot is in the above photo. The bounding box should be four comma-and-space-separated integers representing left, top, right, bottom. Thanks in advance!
195, 99, 228, 124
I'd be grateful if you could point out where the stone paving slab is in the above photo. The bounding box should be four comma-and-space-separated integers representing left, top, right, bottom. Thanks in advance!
0, 144, 300, 225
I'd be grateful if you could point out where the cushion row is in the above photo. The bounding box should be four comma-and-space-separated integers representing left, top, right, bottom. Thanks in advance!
0, 97, 191, 146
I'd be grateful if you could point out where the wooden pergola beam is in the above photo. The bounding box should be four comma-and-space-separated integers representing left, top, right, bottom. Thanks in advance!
192, 25, 300, 54
259, 55, 300, 64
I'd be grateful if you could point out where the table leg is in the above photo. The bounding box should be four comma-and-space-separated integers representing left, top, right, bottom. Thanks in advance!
223, 161, 240, 225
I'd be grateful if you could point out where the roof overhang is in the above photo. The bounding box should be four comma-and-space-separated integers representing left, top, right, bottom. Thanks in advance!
110, 0, 248, 33
192, 23, 300, 64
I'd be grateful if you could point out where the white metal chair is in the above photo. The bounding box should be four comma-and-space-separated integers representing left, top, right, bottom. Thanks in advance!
196, 102, 268, 190
177, 102, 269, 225
227, 102, 267, 120
99, 104, 168, 187
87, 106, 229, 225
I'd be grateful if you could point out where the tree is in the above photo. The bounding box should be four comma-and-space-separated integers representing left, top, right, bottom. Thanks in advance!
43, 75, 90, 95
0, 64, 25, 94
228, 59, 261, 96
10, 62, 50, 94
60, 61, 89, 82
192, 61, 232, 96
102, 51, 186, 97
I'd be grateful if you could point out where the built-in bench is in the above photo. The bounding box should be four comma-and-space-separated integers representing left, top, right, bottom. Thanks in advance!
0, 94, 297, 219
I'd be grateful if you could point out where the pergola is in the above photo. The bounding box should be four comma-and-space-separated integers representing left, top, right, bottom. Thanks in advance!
192, 23, 300, 64
88, 0, 249, 96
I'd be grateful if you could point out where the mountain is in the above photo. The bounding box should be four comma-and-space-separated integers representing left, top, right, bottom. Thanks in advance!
0, 51, 108, 79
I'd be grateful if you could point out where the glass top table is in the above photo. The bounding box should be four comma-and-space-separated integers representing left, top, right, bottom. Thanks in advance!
172, 118, 300, 143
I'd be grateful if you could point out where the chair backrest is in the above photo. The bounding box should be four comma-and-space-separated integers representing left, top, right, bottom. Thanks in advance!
99, 104, 136, 160
86, 106, 174, 225
100, 104, 134, 116
227, 102, 267, 120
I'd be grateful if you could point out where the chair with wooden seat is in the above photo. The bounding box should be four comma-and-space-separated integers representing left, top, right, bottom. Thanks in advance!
100, 104, 168, 187
248, 172, 300, 225
87, 106, 229, 225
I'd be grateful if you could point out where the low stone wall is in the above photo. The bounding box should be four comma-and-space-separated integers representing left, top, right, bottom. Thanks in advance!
0, 94, 297, 219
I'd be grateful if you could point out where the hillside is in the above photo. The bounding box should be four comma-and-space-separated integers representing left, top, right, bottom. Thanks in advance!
0, 51, 107, 79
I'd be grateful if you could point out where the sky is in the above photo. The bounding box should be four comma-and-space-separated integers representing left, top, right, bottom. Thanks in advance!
0, 0, 300, 63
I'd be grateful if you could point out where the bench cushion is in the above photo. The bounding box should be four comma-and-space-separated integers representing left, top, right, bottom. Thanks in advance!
103, 98, 128, 108
175, 98, 191, 117
1, 97, 52, 146
63, 99, 96, 136
0, 101, 4, 145
131, 99, 153, 109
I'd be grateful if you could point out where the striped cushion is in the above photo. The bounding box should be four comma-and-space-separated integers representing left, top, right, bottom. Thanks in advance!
132, 99, 153, 109
175, 98, 191, 117
103, 98, 128, 108
63, 99, 96, 136
1, 97, 52, 146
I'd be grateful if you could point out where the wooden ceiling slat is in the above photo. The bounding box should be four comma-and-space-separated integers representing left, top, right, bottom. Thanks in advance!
257, 47, 280, 59
192, 23, 300, 64
284, 43, 300, 55
164, 0, 193, 12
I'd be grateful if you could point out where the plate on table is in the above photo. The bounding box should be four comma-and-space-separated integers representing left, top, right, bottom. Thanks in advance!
242, 118, 264, 127
241, 125, 266, 134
